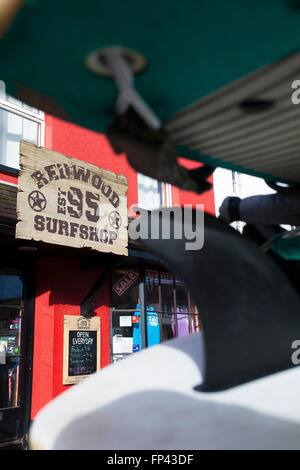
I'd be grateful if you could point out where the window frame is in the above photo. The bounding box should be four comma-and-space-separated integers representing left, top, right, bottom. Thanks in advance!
0, 94, 45, 173
110, 266, 201, 363
137, 173, 172, 210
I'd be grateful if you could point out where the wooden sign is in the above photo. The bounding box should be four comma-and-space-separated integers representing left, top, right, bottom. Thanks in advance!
16, 141, 128, 255
63, 315, 101, 385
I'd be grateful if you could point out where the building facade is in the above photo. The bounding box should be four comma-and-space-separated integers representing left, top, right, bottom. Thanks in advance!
0, 87, 216, 448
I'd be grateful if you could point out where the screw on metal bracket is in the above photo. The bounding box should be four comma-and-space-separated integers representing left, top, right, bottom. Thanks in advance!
86, 46, 161, 130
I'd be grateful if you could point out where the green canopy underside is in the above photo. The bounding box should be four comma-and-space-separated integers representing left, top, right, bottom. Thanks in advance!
1, 0, 300, 183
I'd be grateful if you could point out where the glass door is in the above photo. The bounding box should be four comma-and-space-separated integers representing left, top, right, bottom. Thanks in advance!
111, 269, 141, 363
0, 266, 34, 448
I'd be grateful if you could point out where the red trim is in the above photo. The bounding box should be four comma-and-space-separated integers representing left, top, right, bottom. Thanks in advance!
0, 171, 18, 186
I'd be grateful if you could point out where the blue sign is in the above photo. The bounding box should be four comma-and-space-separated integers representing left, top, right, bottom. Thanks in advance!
132, 304, 160, 350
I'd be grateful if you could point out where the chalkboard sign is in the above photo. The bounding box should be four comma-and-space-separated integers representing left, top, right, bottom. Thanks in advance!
68, 330, 97, 376
63, 316, 101, 385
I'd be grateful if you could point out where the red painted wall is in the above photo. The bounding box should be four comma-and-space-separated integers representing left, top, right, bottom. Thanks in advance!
31, 257, 110, 418
0, 170, 17, 186
44, 115, 138, 209
31, 115, 140, 417
172, 157, 215, 215
0, 113, 216, 418
28, 115, 216, 418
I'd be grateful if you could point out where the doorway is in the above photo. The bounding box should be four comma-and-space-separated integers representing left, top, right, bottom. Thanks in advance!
0, 262, 35, 449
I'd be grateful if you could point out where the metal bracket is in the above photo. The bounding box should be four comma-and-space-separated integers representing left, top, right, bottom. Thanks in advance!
101, 47, 161, 130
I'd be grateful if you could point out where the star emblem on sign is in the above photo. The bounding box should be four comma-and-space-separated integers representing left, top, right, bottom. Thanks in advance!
108, 211, 122, 229
28, 190, 47, 212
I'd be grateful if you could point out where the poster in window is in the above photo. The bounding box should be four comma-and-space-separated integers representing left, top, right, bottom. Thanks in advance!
119, 315, 132, 327
112, 335, 133, 354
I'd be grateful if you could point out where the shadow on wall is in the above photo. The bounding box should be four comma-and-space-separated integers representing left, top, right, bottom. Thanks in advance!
35, 256, 109, 308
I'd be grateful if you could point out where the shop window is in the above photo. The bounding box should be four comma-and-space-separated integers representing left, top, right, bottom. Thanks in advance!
0, 80, 44, 170
0, 269, 22, 409
111, 269, 140, 363
159, 272, 175, 341
137, 174, 173, 210
111, 269, 140, 310
110, 268, 201, 363
0, 269, 24, 443
137, 174, 162, 210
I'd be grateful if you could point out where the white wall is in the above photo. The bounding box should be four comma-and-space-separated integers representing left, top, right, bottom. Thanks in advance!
214, 167, 275, 217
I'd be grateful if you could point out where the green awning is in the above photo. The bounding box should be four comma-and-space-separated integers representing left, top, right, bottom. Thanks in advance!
167, 50, 300, 183
0, 0, 300, 182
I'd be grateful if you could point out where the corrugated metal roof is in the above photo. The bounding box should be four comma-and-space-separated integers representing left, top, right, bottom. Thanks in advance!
165, 50, 300, 183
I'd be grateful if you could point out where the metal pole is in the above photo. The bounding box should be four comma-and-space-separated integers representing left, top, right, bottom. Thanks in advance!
103, 49, 161, 130
138, 272, 147, 350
